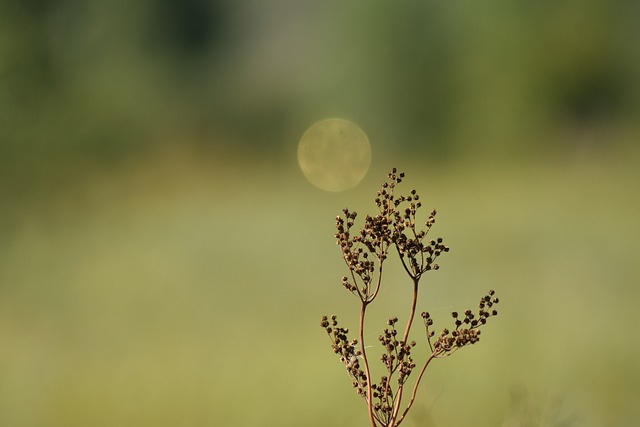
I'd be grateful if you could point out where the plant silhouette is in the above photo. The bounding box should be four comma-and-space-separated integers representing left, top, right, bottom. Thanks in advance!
321, 168, 500, 427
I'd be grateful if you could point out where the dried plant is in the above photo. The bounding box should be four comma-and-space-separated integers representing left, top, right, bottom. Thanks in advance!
320, 168, 500, 427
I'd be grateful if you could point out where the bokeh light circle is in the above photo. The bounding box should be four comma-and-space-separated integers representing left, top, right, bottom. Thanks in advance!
297, 118, 372, 192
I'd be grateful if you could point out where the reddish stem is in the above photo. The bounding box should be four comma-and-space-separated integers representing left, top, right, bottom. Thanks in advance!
388, 277, 420, 426
360, 301, 377, 427
395, 353, 437, 426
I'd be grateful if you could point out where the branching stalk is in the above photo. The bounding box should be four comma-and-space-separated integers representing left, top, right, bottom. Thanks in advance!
321, 169, 500, 427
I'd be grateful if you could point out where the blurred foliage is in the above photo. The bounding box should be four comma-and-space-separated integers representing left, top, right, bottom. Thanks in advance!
1, 0, 638, 174
1, 1, 639, 426
1, 152, 639, 427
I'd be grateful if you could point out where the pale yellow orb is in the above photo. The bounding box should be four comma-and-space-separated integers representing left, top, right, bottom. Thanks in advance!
297, 118, 372, 192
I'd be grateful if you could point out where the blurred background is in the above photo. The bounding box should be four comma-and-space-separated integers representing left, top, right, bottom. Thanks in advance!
1, 0, 639, 426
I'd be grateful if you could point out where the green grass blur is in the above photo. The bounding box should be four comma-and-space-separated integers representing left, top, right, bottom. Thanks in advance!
2, 149, 639, 427
1, 1, 639, 426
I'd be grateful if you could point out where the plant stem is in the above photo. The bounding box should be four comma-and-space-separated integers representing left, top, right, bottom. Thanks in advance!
395, 353, 437, 426
401, 278, 420, 343
388, 277, 420, 426
360, 300, 377, 427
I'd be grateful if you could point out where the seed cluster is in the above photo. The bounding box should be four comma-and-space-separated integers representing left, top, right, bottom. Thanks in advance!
422, 290, 500, 356
321, 315, 368, 396
379, 317, 416, 385
369, 317, 417, 423
334, 169, 449, 302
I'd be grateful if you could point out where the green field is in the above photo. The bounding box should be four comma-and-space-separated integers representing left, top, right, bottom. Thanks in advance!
2, 146, 638, 427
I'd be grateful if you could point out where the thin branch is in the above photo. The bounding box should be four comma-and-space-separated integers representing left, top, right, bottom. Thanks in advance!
369, 242, 386, 302
359, 301, 377, 427
401, 278, 420, 344
388, 277, 421, 425
395, 353, 437, 427
396, 244, 415, 280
